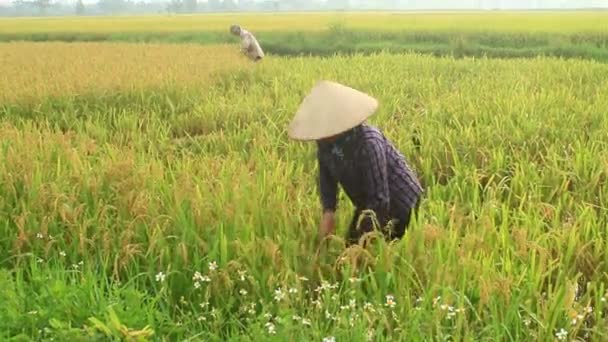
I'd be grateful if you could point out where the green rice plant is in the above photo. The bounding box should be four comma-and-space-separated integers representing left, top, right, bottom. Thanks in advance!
1, 42, 608, 340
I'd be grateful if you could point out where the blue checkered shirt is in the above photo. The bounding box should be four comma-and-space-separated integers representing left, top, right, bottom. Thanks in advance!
317, 124, 423, 230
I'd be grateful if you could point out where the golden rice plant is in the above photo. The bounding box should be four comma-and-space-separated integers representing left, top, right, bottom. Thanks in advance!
0, 42, 250, 104
0, 11, 606, 33
1, 40, 608, 340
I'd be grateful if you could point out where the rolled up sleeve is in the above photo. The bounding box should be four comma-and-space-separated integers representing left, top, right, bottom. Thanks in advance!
318, 156, 338, 212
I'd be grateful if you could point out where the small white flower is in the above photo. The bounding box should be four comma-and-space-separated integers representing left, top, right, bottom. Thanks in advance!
349, 277, 362, 283
155, 272, 166, 282
556, 328, 567, 340
247, 303, 256, 315
59, 251, 66, 257
323, 336, 336, 342
264, 313, 273, 319
36, 233, 44, 239
299, 276, 309, 281
585, 306, 593, 314
601, 297, 606, 302
240, 289, 248, 296
302, 318, 312, 326
523, 318, 531, 327
194, 281, 201, 289
289, 288, 298, 294
265, 322, 276, 335
440, 304, 449, 311
197, 316, 206, 322
238, 270, 247, 281
274, 288, 285, 302
386, 295, 396, 308
292, 315, 301, 321
571, 318, 578, 326
315, 282, 329, 293
200, 302, 209, 309
209, 261, 218, 271
331, 294, 339, 301
37, 258, 44, 263
201, 275, 211, 282
349, 298, 356, 309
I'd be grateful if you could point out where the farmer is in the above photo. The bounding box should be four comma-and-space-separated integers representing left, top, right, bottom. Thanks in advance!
288, 81, 424, 246
230, 24, 264, 62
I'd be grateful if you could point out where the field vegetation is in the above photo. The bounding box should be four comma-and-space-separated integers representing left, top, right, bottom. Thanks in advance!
1, 11, 608, 61
0, 42, 246, 104
1, 11, 608, 341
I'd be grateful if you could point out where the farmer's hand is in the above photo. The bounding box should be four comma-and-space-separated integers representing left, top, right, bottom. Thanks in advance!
319, 211, 336, 240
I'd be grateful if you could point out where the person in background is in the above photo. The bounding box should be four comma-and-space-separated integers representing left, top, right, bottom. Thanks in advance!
230, 24, 264, 62
287, 80, 424, 246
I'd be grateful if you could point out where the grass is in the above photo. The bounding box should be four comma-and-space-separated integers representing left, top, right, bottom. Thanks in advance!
1, 11, 608, 62
2, 41, 608, 340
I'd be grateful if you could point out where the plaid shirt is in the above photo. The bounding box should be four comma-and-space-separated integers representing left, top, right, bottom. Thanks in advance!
317, 124, 423, 231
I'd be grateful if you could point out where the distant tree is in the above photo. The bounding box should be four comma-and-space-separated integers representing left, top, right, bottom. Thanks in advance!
221, 0, 236, 10
75, 0, 85, 14
326, 0, 348, 10
166, 0, 182, 12
34, 0, 51, 14
183, 0, 197, 12
97, 0, 126, 13
207, 0, 221, 10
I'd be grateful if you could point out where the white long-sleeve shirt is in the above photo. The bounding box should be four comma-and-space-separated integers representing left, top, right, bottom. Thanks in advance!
239, 29, 264, 61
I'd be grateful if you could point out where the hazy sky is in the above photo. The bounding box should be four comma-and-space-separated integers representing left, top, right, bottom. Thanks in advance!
1, 0, 607, 8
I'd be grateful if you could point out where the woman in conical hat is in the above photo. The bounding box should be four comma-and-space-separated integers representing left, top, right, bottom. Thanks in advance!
288, 81, 424, 246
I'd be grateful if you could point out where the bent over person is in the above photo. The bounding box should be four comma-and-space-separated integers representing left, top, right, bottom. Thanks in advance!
288, 81, 424, 246
230, 24, 264, 62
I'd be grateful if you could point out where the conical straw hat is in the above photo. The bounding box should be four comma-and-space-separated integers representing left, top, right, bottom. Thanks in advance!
288, 81, 378, 141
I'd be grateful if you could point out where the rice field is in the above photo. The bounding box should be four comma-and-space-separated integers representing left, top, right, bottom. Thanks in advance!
3, 12, 607, 63
1, 11, 607, 33
0, 42, 248, 104
2, 12, 608, 341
